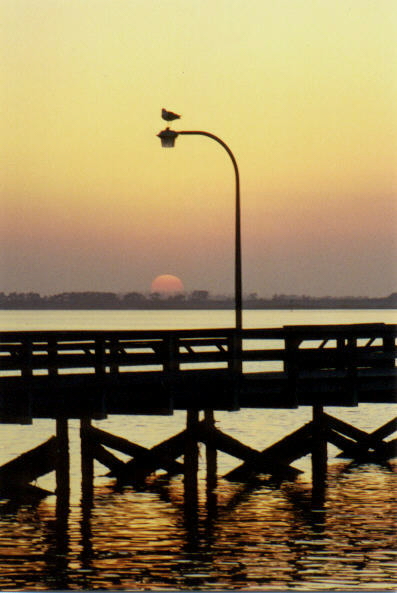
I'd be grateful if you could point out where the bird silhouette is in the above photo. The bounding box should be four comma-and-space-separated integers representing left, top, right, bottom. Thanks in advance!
162, 108, 181, 121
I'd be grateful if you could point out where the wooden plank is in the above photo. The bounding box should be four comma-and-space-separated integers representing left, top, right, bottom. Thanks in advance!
0, 436, 57, 485
327, 413, 397, 458
0, 482, 53, 502
324, 412, 369, 441
89, 426, 185, 479
325, 427, 378, 459
199, 423, 301, 480
88, 425, 151, 456
92, 442, 126, 473
224, 422, 313, 481
382, 438, 397, 459
246, 421, 313, 464
148, 429, 188, 461
369, 417, 397, 441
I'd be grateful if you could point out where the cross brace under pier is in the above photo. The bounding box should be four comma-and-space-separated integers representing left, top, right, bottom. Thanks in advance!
0, 411, 395, 510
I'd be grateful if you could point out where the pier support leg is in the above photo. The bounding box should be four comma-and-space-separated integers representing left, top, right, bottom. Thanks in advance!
80, 417, 94, 566
184, 409, 199, 539
204, 409, 217, 492
80, 417, 94, 509
55, 417, 70, 514
204, 409, 218, 522
55, 417, 70, 565
311, 405, 327, 509
184, 409, 199, 501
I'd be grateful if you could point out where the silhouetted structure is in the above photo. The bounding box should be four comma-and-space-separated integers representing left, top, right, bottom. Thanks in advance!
0, 291, 396, 309
0, 323, 395, 505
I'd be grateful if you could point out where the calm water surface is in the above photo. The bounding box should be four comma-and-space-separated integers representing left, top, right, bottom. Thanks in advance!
0, 310, 396, 591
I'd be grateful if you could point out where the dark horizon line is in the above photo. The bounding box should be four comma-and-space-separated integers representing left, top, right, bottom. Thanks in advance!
1, 289, 396, 299
0, 290, 396, 310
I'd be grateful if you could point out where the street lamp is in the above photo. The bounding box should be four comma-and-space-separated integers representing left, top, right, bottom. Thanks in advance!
157, 125, 242, 372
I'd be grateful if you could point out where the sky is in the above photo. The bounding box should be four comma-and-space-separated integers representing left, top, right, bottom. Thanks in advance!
1, 0, 396, 298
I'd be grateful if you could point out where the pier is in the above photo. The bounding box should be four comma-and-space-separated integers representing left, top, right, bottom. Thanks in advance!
0, 322, 396, 507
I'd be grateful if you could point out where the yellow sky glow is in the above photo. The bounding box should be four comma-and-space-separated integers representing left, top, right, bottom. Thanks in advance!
1, 0, 396, 296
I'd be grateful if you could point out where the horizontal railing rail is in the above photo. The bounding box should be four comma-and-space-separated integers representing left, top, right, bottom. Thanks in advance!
0, 324, 395, 379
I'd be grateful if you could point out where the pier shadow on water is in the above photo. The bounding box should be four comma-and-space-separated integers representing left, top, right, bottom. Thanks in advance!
0, 412, 396, 591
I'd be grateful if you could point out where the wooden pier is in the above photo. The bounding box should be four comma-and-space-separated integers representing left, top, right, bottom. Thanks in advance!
0, 323, 396, 506
0, 323, 395, 419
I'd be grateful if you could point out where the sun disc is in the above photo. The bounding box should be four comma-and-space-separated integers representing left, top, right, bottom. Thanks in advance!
150, 274, 184, 295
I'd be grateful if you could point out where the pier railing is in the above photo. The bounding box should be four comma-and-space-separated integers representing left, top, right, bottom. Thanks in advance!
0, 323, 395, 378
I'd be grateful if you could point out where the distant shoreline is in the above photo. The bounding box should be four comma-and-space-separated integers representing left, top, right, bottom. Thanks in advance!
1, 304, 396, 311
1, 292, 396, 310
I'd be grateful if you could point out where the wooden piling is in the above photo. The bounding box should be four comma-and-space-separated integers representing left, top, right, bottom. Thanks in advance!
311, 404, 327, 508
204, 409, 217, 492
80, 417, 94, 507
55, 417, 70, 534
184, 409, 199, 510
80, 418, 94, 566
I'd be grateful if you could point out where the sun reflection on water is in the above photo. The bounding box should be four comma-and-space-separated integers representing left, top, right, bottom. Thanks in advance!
0, 444, 396, 591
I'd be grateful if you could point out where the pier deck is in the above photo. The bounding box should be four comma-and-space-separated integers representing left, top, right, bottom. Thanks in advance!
0, 323, 396, 506
0, 323, 395, 421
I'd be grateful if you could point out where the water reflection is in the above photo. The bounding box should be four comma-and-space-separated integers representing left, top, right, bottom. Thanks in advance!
1, 454, 395, 590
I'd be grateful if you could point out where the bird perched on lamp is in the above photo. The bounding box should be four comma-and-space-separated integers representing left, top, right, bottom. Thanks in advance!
162, 108, 181, 122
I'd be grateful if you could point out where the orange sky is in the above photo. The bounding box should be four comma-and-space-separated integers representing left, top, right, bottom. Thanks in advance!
1, 0, 396, 297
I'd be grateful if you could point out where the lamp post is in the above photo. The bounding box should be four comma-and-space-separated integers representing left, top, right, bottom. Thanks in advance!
157, 126, 242, 372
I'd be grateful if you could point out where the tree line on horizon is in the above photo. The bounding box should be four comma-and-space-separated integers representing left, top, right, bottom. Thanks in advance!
0, 290, 396, 309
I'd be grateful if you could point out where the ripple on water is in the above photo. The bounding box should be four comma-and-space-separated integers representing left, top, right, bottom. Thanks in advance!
0, 415, 396, 590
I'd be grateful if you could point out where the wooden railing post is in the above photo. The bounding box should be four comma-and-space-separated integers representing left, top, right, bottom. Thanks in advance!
48, 337, 58, 377
163, 334, 179, 373
346, 337, 358, 404
336, 337, 345, 371
284, 333, 300, 406
382, 334, 395, 369
94, 337, 106, 375
21, 337, 33, 378
228, 332, 242, 374
109, 338, 119, 374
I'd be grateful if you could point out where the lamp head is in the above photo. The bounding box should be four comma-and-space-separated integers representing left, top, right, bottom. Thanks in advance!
157, 127, 178, 148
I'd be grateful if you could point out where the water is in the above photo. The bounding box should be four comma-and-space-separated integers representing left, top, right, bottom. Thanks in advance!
0, 309, 396, 591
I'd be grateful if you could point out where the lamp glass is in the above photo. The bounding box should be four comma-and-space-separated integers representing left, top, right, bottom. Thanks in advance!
157, 129, 178, 148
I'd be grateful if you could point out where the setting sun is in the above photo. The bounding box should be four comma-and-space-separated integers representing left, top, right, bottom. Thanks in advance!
151, 274, 184, 295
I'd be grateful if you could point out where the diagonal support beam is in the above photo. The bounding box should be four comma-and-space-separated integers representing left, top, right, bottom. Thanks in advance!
91, 442, 126, 474
0, 436, 57, 490
86, 426, 186, 482
198, 422, 303, 481
325, 414, 397, 459
223, 422, 313, 481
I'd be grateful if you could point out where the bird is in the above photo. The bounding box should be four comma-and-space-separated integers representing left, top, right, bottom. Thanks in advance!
162, 108, 181, 122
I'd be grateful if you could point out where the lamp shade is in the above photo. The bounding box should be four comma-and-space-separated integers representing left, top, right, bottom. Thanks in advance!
157, 128, 178, 148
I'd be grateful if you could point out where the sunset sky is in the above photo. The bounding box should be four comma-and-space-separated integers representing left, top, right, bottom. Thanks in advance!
1, 0, 396, 297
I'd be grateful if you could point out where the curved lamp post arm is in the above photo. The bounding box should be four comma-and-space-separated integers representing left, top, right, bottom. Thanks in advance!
177, 131, 242, 335
157, 127, 242, 372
